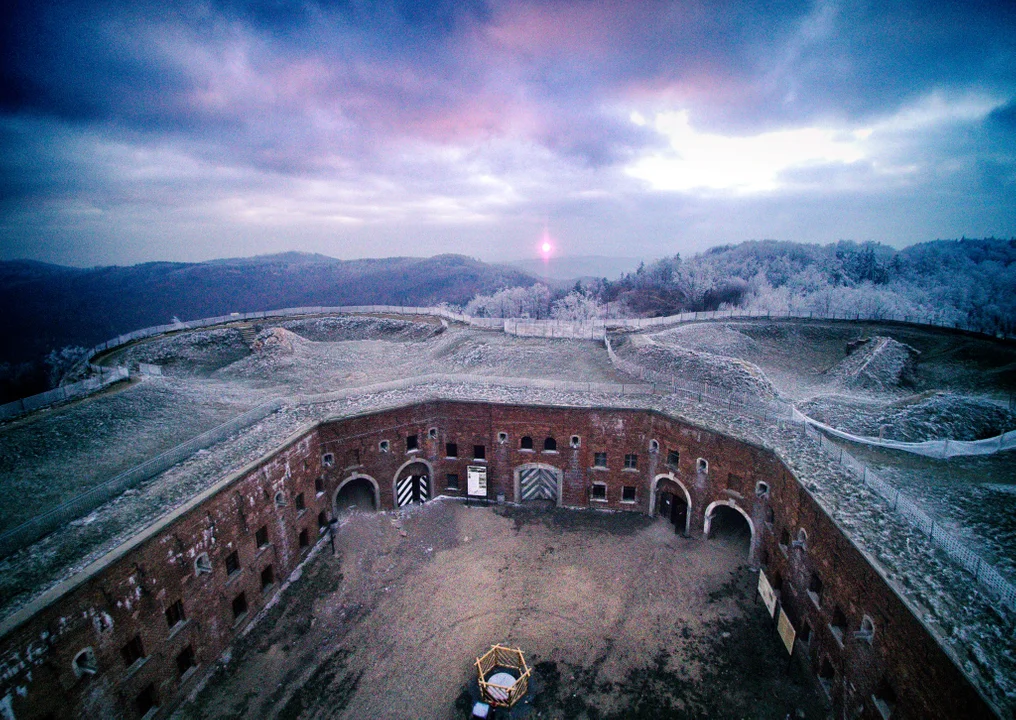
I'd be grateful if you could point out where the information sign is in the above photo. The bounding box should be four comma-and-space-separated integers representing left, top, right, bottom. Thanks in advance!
467, 465, 488, 498
777, 607, 796, 656
757, 569, 778, 618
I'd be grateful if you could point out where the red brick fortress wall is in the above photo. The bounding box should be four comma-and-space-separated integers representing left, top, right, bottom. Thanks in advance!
0, 402, 997, 719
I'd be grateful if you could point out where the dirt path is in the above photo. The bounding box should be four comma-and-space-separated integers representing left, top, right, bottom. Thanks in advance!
179, 502, 825, 719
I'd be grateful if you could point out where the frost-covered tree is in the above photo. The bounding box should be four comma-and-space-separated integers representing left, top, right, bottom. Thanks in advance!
551, 292, 601, 321
465, 284, 552, 318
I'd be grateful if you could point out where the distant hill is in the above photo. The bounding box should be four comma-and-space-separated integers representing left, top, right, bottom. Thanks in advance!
0, 253, 538, 398
508, 255, 647, 281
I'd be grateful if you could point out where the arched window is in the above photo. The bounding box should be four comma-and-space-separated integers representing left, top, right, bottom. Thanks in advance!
274, 492, 287, 508
649, 439, 659, 452
696, 458, 708, 474
794, 528, 808, 549
544, 437, 557, 451
520, 436, 533, 450
856, 615, 875, 644
194, 553, 212, 576
498, 432, 508, 444
755, 481, 769, 497
570, 435, 580, 448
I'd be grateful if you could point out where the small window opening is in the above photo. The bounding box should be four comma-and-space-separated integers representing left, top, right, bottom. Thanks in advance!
622, 486, 636, 503
121, 635, 145, 668
260, 564, 274, 590
295, 492, 306, 512
406, 434, 418, 451
800, 620, 812, 644
570, 435, 580, 448
807, 573, 823, 607
697, 458, 708, 474
322, 453, 334, 467
765, 506, 775, 524
473, 445, 486, 460
176, 645, 196, 677
299, 528, 310, 548
591, 483, 607, 501
497, 431, 508, 444
446, 442, 458, 458
544, 437, 557, 451
255, 525, 269, 548
318, 511, 328, 529
194, 553, 212, 576
225, 550, 240, 576
135, 683, 157, 717
232, 592, 248, 621
755, 481, 769, 497
428, 427, 438, 440
819, 658, 835, 696
446, 473, 460, 490
667, 449, 680, 468
830, 606, 847, 643
73, 648, 98, 678
274, 492, 286, 508
520, 436, 533, 450
165, 599, 185, 629
379, 440, 390, 453
872, 678, 898, 720
649, 439, 659, 453
624, 453, 638, 469
593, 452, 607, 468
315, 477, 324, 493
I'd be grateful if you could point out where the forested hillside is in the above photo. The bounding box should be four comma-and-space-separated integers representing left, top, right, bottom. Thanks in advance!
0, 253, 537, 401
470, 239, 1016, 333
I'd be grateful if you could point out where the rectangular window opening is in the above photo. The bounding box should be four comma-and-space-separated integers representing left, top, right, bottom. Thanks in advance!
447, 473, 460, 490
446, 442, 458, 458
232, 592, 248, 621
593, 452, 607, 468
624, 453, 638, 469
591, 483, 607, 501
165, 599, 185, 629
622, 486, 636, 502
473, 445, 486, 460
225, 550, 240, 576
261, 564, 275, 590
121, 635, 145, 667
176, 645, 196, 677
255, 525, 269, 548
407, 434, 419, 451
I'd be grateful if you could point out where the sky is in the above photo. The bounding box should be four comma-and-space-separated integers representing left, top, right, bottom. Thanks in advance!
1, 0, 1014, 267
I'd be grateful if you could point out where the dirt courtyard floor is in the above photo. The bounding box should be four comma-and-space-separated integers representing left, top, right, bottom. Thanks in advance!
178, 501, 826, 720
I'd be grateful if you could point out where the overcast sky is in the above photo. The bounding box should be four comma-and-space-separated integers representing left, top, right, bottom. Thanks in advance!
1, 0, 1014, 267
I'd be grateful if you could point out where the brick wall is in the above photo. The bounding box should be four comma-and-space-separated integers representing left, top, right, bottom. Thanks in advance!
0, 402, 996, 719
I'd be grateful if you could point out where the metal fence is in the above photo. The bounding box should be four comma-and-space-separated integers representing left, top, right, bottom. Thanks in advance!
0, 366, 129, 421
804, 423, 1016, 614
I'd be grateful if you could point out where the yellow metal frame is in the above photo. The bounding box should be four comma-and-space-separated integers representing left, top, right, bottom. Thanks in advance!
475, 644, 531, 708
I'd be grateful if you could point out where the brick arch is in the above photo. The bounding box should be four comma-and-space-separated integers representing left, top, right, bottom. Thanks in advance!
704, 499, 758, 565
333, 473, 380, 513
512, 462, 563, 506
392, 458, 434, 508
650, 473, 693, 536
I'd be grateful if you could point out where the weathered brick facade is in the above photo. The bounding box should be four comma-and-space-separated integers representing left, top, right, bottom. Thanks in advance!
0, 402, 996, 719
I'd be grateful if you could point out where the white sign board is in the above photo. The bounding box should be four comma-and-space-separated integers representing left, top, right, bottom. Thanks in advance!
757, 569, 778, 618
777, 607, 796, 656
467, 465, 488, 498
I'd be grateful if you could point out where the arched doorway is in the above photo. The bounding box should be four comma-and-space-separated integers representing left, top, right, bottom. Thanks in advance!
334, 475, 380, 514
704, 501, 755, 562
513, 463, 562, 506
651, 474, 692, 536
393, 461, 431, 508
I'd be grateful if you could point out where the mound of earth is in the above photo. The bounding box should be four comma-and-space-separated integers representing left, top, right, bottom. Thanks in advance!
109, 327, 250, 376
652, 323, 760, 357
800, 392, 1016, 442
278, 316, 442, 343
613, 335, 778, 400
217, 327, 309, 377
827, 336, 918, 392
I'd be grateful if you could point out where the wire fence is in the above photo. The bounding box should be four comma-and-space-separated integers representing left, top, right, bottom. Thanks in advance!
803, 423, 1016, 614
0, 366, 129, 421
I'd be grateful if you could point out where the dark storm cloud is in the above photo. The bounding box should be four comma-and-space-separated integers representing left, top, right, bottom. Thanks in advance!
0, 0, 1014, 264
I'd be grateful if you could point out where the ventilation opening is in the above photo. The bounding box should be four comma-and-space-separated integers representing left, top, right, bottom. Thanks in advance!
872, 678, 898, 720
807, 573, 823, 607
72, 648, 98, 678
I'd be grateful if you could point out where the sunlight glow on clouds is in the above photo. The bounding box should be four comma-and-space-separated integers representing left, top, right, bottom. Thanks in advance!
625, 93, 1005, 195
